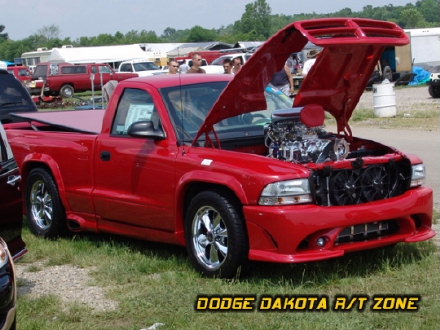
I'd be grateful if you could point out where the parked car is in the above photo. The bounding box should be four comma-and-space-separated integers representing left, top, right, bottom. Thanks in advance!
117, 59, 164, 77
203, 53, 252, 74
0, 69, 38, 123
6, 66, 32, 84
0, 121, 27, 330
28, 62, 137, 98
6, 18, 435, 278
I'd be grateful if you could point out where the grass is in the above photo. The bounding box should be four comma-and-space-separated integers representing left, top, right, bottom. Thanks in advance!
348, 108, 439, 130
16, 226, 440, 330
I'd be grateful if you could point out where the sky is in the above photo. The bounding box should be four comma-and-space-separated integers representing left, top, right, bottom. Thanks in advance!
1, 0, 418, 41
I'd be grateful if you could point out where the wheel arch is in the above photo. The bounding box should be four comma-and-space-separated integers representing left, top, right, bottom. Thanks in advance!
175, 173, 249, 243
20, 156, 69, 214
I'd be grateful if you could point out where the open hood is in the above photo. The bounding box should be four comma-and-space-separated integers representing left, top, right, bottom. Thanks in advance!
194, 18, 409, 142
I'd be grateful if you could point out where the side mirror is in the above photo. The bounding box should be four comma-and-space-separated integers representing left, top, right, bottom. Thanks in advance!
127, 121, 165, 139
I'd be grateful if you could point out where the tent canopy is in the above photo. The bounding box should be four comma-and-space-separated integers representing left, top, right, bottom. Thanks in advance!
48, 44, 149, 64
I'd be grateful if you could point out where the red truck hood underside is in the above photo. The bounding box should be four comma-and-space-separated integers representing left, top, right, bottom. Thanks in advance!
195, 18, 409, 142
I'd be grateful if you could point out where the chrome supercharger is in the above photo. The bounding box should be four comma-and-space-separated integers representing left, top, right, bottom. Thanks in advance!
264, 107, 349, 164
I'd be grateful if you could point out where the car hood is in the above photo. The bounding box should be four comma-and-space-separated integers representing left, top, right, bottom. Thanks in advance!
195, 18, 409, 142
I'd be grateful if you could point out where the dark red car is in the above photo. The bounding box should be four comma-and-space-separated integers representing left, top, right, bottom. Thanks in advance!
6, 18, 436, 278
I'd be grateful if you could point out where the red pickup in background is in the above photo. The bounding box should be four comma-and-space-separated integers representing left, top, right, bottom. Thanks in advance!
28, 62, 137, 98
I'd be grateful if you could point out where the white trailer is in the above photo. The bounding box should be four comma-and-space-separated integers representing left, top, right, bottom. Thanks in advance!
405, 27, 440, 71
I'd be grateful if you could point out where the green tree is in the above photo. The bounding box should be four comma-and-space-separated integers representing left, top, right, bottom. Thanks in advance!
185, 26, 217, 42
400, 8, 429, 27
37, 25, 61, 43
162, 27, 177, 41
0, 25, 8, 42
416, 0, 440, 23
234, 0, 272, 40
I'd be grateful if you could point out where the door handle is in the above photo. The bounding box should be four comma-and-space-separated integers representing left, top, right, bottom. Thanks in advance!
7, 175, 21, 186
100, 151, 111, 161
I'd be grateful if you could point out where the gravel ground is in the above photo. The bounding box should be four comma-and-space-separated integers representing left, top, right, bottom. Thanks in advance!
356, 84, 439, 113
15, 84, 439, 314
15, 261, 119, 312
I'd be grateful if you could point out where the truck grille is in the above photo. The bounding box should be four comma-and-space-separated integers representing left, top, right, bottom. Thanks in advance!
311, 159, 411, 206
336, 220, 399, 244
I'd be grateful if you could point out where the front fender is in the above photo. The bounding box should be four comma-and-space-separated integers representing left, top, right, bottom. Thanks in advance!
177, 170, 249, 205
173, 170, 250, 243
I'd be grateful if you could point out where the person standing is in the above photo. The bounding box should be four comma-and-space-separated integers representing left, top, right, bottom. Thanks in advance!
222, 58, 233, 74
168, 60, 179, 74
232, 57, 243, 74
187, 53, 206, 74
302, 49, 320, 76
269, 57, 296, 97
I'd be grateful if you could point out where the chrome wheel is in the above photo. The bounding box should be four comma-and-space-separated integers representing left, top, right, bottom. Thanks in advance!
30, 179, 53, 231
191, 206, 228, 270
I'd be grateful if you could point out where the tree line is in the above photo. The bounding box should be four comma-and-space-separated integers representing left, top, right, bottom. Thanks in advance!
0, 0, 439, 62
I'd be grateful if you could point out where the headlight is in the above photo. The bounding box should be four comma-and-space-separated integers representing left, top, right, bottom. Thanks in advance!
0, 238, 9, 269
259, 179, 312, 205
410, 164, 425, 188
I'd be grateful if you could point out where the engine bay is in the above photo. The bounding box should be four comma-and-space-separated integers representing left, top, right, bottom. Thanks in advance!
264, 105, 385, 165
262, 105, 412, 206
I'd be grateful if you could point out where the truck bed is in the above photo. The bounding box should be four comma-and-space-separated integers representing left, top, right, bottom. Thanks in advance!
13, 109, 105, 134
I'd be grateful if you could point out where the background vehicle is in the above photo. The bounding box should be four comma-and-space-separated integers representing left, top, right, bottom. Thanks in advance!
0, 122, 27, 330
117, 59, 163, 77
29, 62, 137, 98
428, 73, 440, 98
203, 53, 252, 73
0, 70, 37, 123
6, 66, 32, 84
6, 18, 435, 278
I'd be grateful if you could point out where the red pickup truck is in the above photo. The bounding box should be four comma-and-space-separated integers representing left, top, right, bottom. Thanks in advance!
6, 18, 435, 277
28, 62, 137, 98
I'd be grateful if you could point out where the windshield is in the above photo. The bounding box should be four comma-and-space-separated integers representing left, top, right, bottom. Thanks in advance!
161, 82, 293, 142
133, 62, 160, 71
0, 74, 35, 108
211, 56, 230, 66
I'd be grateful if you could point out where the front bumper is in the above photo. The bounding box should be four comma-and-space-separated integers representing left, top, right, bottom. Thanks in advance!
244, 186, 435, 263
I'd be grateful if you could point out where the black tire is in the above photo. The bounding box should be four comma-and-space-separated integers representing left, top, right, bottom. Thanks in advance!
429, 81, 440, 98
185, 191, 248, 278
60, 84, 74, 98
25, 168, 67, 238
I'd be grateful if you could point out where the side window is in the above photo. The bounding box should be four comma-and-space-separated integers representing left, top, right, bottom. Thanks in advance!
75, 66, 87, 74
120, 63, 132, 72
61, 66, 75, 74
111, 88, 160, 136
99, 66, 112, 74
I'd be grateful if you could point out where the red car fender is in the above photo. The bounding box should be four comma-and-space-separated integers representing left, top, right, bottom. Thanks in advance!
174, 170, 250, 234
20, 153, 71, 213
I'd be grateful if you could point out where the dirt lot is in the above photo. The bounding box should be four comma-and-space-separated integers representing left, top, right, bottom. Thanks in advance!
356, 84, 439, 114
